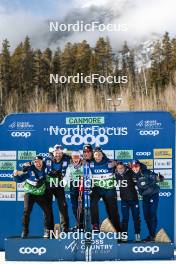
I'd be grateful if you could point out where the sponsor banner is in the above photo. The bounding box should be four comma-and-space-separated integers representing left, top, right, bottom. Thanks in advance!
0, 192, 16, 201
115, 150, 133, 160
17, 182, 25, 191
66, 116, 105, 125
154, 159, 172, 169
103, 150, 114, 159
17, 192, 25, 201
154, 169, 172, 179
18, 151, 36, 160
0, 151, 16, 160
0, 173, 13, 179
0, 161, 16, 171
154, 148, 172, 159
158, 180, 172, 189
0, 181, 16, 192
138, 159, 153, 169
5, 238, 174, 261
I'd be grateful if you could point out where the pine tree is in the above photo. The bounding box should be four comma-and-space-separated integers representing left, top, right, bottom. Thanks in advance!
150, 40, 163, 92
161, 32, 173, 84
94, 37, 113, 76
0, 39, 11, 117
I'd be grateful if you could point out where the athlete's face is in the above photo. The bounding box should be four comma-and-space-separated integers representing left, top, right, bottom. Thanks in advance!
53, 150, 63, 160
34, 159, 43, 170
94, 151, 103, 163
83, 150, 92, 160
116, 164, 125, 174
72, 155, 81, 164
132, 165, 140, 174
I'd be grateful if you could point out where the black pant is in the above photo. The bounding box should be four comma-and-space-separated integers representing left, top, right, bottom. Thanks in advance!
121, 200, 141, 234
143, 193, 159, 237
45, 186, 69, 229
23, 193, 53, 232
90, 187, 121, 232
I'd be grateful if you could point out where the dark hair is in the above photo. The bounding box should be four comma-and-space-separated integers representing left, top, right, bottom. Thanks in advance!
116, 161, 125, 166
93, 147, 103, 153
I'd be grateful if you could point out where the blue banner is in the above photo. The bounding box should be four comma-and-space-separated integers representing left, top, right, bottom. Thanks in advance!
0, 111, 175, 250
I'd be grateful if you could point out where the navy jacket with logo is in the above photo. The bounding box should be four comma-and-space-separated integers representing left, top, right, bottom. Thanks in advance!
13, 164, 47, 186
45, 154, 70, 178
133, 170, 161, 197
89, 156, 116, 189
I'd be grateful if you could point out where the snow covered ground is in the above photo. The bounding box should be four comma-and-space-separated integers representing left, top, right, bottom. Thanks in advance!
0, 251, 175, 264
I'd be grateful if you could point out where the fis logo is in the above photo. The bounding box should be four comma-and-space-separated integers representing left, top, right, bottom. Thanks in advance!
132, 246, 159, 254
65, 241, 78, 253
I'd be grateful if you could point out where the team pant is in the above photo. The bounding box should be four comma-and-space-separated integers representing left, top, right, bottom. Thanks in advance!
23, 193, 53, 232
121, 200, 141, 235
44, 186, 69, 229
142, 193, 159, 237
70, 184, 84, 228
90, 187, 121, 232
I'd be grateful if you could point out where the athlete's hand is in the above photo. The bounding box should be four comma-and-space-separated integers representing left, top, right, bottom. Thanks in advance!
13, 170, 18, 177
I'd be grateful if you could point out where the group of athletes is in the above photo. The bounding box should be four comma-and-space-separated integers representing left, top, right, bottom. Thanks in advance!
13, 144, 164, 242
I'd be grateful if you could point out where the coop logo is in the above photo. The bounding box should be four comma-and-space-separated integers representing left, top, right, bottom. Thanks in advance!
94, 169, 109, 173
136, 152, 151, 157
19, 247, 46, 256
139, 130, 159, 136
159, 192, 171, 197
38, 153, 50, 158
62, 134, 109, 146
11, 132, 31, 138
132, 246, 159, 254
0, 173, 13, 178
44, 125, 128, 146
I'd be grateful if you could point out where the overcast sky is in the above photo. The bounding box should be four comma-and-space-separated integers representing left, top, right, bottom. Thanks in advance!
0, 0, 176, 51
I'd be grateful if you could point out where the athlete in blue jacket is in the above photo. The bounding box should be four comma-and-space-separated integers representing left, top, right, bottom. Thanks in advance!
131, 161, 164, 242
13, 155, 53, 238
89, 147, 121, 233
44, 144, 70, 232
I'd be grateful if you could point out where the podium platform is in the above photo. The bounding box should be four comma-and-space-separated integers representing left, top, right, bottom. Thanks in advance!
5, 235, 174, 261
